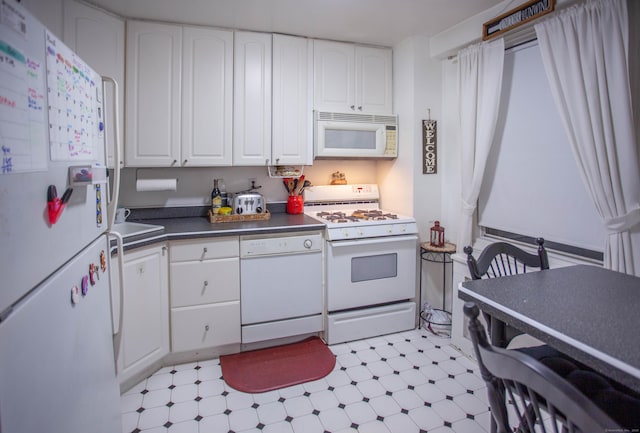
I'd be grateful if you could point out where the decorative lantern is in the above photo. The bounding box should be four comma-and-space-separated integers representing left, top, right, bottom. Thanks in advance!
430, 221, 445, 247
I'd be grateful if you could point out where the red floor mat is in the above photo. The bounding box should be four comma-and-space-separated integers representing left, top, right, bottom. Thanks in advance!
220, 336, 336, 393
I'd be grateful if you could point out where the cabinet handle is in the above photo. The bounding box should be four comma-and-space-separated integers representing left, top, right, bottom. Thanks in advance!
204, 325, 210, 332
183, 159, 188, 165
171, 160, 177, 166
350, 105, 355, 110
358, 106, 363, 111
204, 280, 209, 286
203, 247, 208, 253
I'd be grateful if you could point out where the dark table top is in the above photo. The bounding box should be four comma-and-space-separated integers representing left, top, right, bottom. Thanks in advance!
459, 264, 640, 392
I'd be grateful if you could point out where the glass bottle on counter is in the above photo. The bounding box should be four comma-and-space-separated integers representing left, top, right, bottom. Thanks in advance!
211, 179, 222, 214
218, 178, 228, 208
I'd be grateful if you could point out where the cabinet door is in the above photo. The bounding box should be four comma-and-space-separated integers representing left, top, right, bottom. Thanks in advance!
233, 31, 272, 166
125, 21, 181, 167
313, 40, 354, 113
63, 0, 125, 169
356, 46, 393, 114
272, 34, 312, 165
182, 27, 233, 166
118, 244, 169, 382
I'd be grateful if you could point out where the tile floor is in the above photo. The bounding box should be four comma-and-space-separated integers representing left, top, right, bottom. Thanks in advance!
120, 328, 493, 433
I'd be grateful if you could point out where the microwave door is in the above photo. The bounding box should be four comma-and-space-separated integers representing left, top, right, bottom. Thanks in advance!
316, 121, 386, 158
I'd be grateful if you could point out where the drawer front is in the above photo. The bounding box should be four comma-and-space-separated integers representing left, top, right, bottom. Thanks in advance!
171, 302, 240, 352
170, 237, 239, 262
170, 258, 239, 307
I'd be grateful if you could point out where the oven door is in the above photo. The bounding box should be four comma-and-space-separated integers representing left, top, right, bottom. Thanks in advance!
326, 235, 417, 311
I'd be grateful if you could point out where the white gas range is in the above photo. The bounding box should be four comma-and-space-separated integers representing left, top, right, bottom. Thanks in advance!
304, 184, 418, 344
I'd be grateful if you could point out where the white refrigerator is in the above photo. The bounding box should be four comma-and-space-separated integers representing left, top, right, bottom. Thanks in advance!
0, 1, 121, 432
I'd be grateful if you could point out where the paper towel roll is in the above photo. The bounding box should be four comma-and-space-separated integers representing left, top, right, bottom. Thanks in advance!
136, 178, 177, 192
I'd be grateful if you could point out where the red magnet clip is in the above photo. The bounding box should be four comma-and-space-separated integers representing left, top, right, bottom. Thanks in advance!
47, 185, 73, 225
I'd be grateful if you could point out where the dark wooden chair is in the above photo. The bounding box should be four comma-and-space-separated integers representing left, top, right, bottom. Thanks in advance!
464, 238, 549, 346
464, 302, 622, 433
464, 238, 549, 280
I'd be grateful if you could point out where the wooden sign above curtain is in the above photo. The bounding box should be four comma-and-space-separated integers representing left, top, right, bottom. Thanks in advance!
482, 0, 554, 41
422, 115, 437, 174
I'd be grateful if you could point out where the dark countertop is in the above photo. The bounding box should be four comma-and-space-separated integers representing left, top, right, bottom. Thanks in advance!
112, 208, 326, 251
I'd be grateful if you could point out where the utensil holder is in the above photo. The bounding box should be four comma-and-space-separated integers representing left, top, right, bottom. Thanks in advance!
286, 195, 304, 214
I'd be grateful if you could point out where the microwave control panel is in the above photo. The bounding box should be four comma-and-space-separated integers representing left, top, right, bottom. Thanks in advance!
385, 125, 397, 156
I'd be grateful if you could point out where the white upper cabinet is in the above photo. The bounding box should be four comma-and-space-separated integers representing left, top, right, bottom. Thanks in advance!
63, 0, 125, 169
233, 31, 272, 166
182, 27, 233, 166
355, 46, 393, 114
126, 22, 233, 167
125, 21, 182, 167
314, 40, 392, 115
313, 40, 354, 113
271, 34, 312, 166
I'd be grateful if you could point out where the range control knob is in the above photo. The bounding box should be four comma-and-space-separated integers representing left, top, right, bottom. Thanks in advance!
303, 239, 313, 249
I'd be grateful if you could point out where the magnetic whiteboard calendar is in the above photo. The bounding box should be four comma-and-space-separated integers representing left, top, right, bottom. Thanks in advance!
45, 30, 101, 161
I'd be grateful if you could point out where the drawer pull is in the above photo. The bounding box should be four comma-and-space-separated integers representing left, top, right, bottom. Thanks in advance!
200, 247, 208, 261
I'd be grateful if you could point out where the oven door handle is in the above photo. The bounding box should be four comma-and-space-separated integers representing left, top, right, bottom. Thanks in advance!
329, 235, 418, 248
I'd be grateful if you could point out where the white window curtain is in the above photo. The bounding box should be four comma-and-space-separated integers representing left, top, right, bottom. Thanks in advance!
457, 38, 505, 250
535, 0, 640, 275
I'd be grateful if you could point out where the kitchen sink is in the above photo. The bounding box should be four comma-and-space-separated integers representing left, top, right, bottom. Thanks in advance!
110, 222, 164, 239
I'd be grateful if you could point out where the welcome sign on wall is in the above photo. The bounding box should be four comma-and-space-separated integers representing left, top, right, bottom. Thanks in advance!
422, 118, 437, 174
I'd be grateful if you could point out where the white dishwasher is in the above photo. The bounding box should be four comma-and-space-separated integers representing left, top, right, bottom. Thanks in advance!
240, 232, 323, 344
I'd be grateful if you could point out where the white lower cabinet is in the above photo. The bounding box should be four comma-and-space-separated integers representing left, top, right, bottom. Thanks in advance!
169, 237, 241, 353
117, 243, 169, 387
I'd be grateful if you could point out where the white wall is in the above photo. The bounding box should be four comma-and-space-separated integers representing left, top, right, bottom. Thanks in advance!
117, 160, 379, 208
387, 34, 454, 311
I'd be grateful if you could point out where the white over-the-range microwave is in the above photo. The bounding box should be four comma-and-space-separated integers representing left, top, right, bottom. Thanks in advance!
314, 111, 398, 159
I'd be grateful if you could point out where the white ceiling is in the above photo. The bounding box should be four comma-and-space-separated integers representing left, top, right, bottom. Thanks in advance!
85, 0, 506, 46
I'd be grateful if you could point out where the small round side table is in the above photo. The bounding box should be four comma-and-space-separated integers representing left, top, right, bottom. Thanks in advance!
419, 242, 456, 334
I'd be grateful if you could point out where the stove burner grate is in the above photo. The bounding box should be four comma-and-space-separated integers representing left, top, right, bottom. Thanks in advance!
315, 209, 400, 223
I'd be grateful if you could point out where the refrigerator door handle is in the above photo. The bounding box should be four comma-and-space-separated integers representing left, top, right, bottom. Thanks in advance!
109, 231, 125, 368
102, 76, 121, 230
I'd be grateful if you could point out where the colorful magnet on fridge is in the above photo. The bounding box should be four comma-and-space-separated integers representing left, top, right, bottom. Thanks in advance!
95, 184, 103, 225
89, 264, 96, 285
71, 285, 80, 305
81, 275, 89, 296
100, 251, 107, 272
